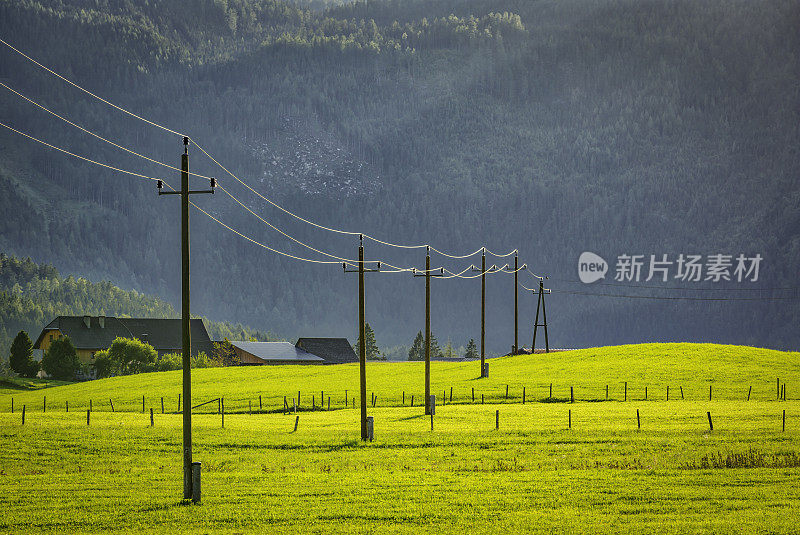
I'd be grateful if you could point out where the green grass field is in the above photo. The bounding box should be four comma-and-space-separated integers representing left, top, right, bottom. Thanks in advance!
1, 343, 798, 533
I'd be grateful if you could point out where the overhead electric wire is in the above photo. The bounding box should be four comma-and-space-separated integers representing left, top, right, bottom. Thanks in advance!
0, 120, 161, 182
554, 289, 800, 301
525, 267, 546, 280
547, 276, 797, 292
0, 37, 522, 262
0, 81, 215, 181
193, 138, 518, 258
0, 37, 185, 137
0, 117, 381, 267
156, 180, 357, 265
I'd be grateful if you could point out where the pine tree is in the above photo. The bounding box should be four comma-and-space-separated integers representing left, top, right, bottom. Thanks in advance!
464, 338, 478, 360
355, 323, 383, 360
429, 331, 442, 359
9, 330, 38, 378
408, 331, 424, 361
442, 339, 457, 360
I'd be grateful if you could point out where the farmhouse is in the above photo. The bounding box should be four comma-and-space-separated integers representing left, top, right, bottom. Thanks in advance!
231, 338, 357, 365
34, 315, 214, 363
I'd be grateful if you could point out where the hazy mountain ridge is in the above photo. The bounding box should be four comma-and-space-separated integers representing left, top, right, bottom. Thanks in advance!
0, 0, 798, 350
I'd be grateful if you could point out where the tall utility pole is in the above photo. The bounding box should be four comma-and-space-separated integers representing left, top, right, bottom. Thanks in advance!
157, 137, 214, 501
343, 236, 379, 441
505, 255, 526, 354
471, 251, 496, 378
531, 279, 551, 353
413, 247, 443, 415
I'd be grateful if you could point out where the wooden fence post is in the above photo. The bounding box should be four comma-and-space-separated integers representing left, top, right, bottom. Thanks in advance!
496, 409, 500, 430
10, 398, 12, 413
43, 396, 46, 413
87, 409, 90, 426
411, 395, 414, 407
624, 382, 627, 401
481, 394, 484, 404
66, 400, 69, 412
645, 386, 648, 401
707, 411, 713, 431
161, 397, 165, 414
110, 399, 114, 413
637, 409, 640, 430
221, 398, 225, 428
21, 405, 25, 425
294, 416, 299, 432
747, 386, 752, 401
345, 390, 348, 407
472, 387, 475, 403
709, 385, 712, 401
680, 386, 684, 400
605, 385, 608, 400
328, 397, 330, 411
450, 387, 453, 403
523, 387, 526, 404
142, 394, 145, 413
249, 400, 252, 415
259, 395, 262, 410
568, 409, 572, 429
150, 408, 154, 427
570, 386, 574, 403
550, 383, 553, 399
667, 386, 669, 401
783, 410, 786, 432
505, 385, 509, 399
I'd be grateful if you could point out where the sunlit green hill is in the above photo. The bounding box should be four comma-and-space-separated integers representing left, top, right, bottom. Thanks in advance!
3, 343, 797, 412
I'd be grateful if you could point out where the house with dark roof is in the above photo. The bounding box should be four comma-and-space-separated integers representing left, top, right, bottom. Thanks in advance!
228, 338, 357, 365
34, 315, 213, 364
295, 338, 358, 364
230, 342, 325, 365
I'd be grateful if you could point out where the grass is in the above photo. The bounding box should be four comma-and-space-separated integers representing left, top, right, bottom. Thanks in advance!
1, 343, 799, 533
1, 343, 797, 413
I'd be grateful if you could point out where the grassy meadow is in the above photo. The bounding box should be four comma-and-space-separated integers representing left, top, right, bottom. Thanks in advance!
1, 343, 798, 533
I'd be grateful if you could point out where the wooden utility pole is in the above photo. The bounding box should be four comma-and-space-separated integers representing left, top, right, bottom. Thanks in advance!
343, 236, 379, 441
471, 251, 496, 378
158, 137, 214, 502
505, 255, 526, 354
414, 248, 444, 415
531, 279, 551, 353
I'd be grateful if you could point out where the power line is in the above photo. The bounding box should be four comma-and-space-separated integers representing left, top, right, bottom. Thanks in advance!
0, 81, 215, 181
0, 37, 185, 137
0, 118, 385, 267
553, 289, 800, 301
0, 120, 161, 182
548, 276, 797, 292
0, 37, 517, 260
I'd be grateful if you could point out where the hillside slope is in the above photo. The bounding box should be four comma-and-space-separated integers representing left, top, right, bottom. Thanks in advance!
0, 0, 797, 350
0, 253, 279, 372
2, 343, 797, 411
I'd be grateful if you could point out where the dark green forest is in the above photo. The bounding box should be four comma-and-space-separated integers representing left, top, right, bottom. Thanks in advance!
0, 253, 277, 371
0, 0, 798, 352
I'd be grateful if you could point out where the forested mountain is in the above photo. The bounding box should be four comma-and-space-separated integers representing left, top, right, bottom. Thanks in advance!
0, 254, 278, 370
0, 0, 797, 352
